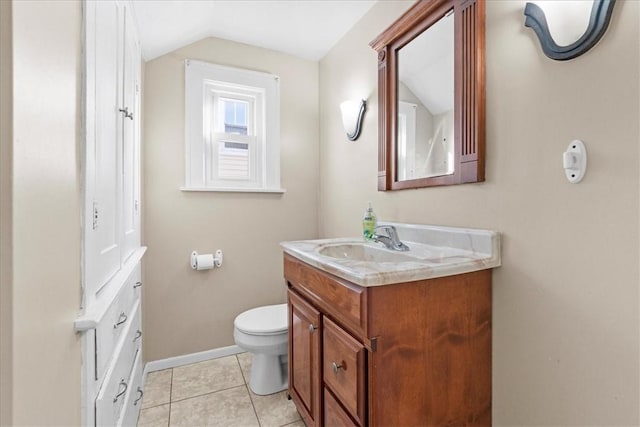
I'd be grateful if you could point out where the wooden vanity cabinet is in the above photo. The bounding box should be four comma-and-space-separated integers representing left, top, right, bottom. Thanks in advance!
285, 254, 492, 427
288, 290, 322, 426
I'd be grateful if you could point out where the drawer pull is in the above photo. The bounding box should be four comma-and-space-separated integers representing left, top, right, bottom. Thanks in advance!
134, 387, 144, 406
134, 330, 142, 341
113, 379, 128, 403
133, 281, 142, 289
113, 312, 128, 329
309, 324, 318, 333
331, 361, 343, 374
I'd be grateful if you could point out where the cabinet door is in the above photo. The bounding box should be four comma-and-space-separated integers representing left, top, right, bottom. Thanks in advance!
85, 0, 122, 297
288, 289, 321, 427
120, 3, 141, 262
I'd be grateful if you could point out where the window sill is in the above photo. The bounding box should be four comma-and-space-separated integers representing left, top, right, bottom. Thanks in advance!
180, 186, 286, 194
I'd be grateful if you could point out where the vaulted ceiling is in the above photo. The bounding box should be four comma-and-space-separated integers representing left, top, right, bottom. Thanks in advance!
131, 0, 377, 61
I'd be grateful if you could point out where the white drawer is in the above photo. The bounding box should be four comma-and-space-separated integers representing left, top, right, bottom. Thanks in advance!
95, 265, 141, 380
95, 300, 142, 427
120, 349, 144, 427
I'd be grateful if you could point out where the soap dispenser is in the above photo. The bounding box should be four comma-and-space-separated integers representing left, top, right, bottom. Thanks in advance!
362, 202, 377, 241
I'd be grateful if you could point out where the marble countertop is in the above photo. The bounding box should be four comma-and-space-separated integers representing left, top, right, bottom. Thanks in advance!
281, 222, 501, 287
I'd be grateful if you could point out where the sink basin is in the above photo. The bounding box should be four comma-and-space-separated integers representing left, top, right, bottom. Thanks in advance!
318, 243, 419, 263
281, 223, 501, 286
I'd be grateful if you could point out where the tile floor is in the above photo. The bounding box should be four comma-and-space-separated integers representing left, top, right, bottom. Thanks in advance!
137, 353, 303, 427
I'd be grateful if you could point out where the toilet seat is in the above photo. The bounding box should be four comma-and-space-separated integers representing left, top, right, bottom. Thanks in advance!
234, 303, 287, 336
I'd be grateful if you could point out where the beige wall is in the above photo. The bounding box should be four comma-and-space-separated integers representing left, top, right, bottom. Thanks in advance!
3, 1, 635, 424
0, 0, 13, 424
143, 38, 319, 360
320, 1, 639, 425
11, 0, 83, 424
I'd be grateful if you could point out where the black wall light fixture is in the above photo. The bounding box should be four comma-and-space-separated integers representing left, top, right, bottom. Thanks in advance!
524, 0, 616, 61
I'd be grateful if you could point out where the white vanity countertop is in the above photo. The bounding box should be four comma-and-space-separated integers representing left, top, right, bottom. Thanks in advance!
281, 222, 501, 287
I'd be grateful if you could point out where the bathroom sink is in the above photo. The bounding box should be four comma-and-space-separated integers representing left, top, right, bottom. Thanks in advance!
318, 243, 419, 263
281, 223, 501, 286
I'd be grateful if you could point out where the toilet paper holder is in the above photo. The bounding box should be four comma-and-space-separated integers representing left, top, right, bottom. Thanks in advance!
191, 250, 223, 270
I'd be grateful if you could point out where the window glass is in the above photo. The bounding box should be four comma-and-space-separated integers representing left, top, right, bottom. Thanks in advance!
222, 98, 249, 135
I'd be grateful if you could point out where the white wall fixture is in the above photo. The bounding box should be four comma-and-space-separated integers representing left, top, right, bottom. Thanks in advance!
191, 250, 223, 270
340, 99, 367, 141
563, 140, 587, 183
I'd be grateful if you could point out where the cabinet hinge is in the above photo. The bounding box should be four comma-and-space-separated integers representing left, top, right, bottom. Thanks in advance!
134, 199, 139, 214
370, 336, 378, 352
92, 201, 99, 230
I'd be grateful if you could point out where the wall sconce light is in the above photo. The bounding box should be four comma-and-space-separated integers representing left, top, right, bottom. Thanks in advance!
524, 0, 616, 61
340, 99, 366, 141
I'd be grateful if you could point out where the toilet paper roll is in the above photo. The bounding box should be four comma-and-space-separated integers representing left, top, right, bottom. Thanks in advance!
191, 252, 214, 270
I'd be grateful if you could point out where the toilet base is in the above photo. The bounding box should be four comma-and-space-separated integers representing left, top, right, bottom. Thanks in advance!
248, 353, 288, 395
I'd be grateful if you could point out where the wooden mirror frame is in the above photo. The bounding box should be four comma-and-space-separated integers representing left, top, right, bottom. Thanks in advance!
370, 0, 485, 191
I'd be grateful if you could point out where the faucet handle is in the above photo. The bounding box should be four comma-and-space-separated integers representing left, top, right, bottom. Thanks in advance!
374, 225, 410, 251
375, 224, 399, 240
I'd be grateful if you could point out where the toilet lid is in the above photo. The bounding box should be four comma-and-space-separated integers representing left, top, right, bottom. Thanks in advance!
234, 303, 288, 335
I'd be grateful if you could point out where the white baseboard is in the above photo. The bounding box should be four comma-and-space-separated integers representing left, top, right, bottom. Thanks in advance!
143, 345, 244, 377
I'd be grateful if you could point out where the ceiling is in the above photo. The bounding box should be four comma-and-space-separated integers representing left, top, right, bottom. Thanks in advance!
398, 12, 454, 115
131, 0, 377, 62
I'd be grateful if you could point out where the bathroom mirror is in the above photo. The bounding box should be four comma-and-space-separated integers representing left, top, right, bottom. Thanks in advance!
370, 0, 485, 190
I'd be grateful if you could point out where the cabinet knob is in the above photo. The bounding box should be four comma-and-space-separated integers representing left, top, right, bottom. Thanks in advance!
308, 324, 317, 333
331, 361, 343, 374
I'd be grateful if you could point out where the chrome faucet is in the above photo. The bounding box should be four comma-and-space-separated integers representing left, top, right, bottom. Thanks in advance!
372, 225, 410, 251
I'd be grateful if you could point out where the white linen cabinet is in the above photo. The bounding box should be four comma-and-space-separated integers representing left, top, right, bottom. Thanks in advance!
74, 1, 145, 426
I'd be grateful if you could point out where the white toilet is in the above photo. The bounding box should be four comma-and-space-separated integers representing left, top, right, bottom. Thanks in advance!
233, 303, 288, 395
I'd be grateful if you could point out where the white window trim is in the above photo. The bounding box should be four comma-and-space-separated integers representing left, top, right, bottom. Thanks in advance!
183, 59, 285, 193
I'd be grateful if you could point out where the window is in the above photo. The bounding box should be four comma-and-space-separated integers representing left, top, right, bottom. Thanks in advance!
184, 60, 283, 192
397, 101, 416, 181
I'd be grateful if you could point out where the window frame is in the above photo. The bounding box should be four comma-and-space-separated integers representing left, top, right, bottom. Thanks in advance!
183, 59, 284, 193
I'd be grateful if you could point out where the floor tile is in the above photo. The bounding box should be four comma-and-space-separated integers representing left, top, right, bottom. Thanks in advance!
137, 403, 170, 427
236, 352, 251, 383
141, 369, 172, 409
169, 385, 259, 427
250, 389, 300, 427
171, 356, 244, 401
282, 421, 306, 427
